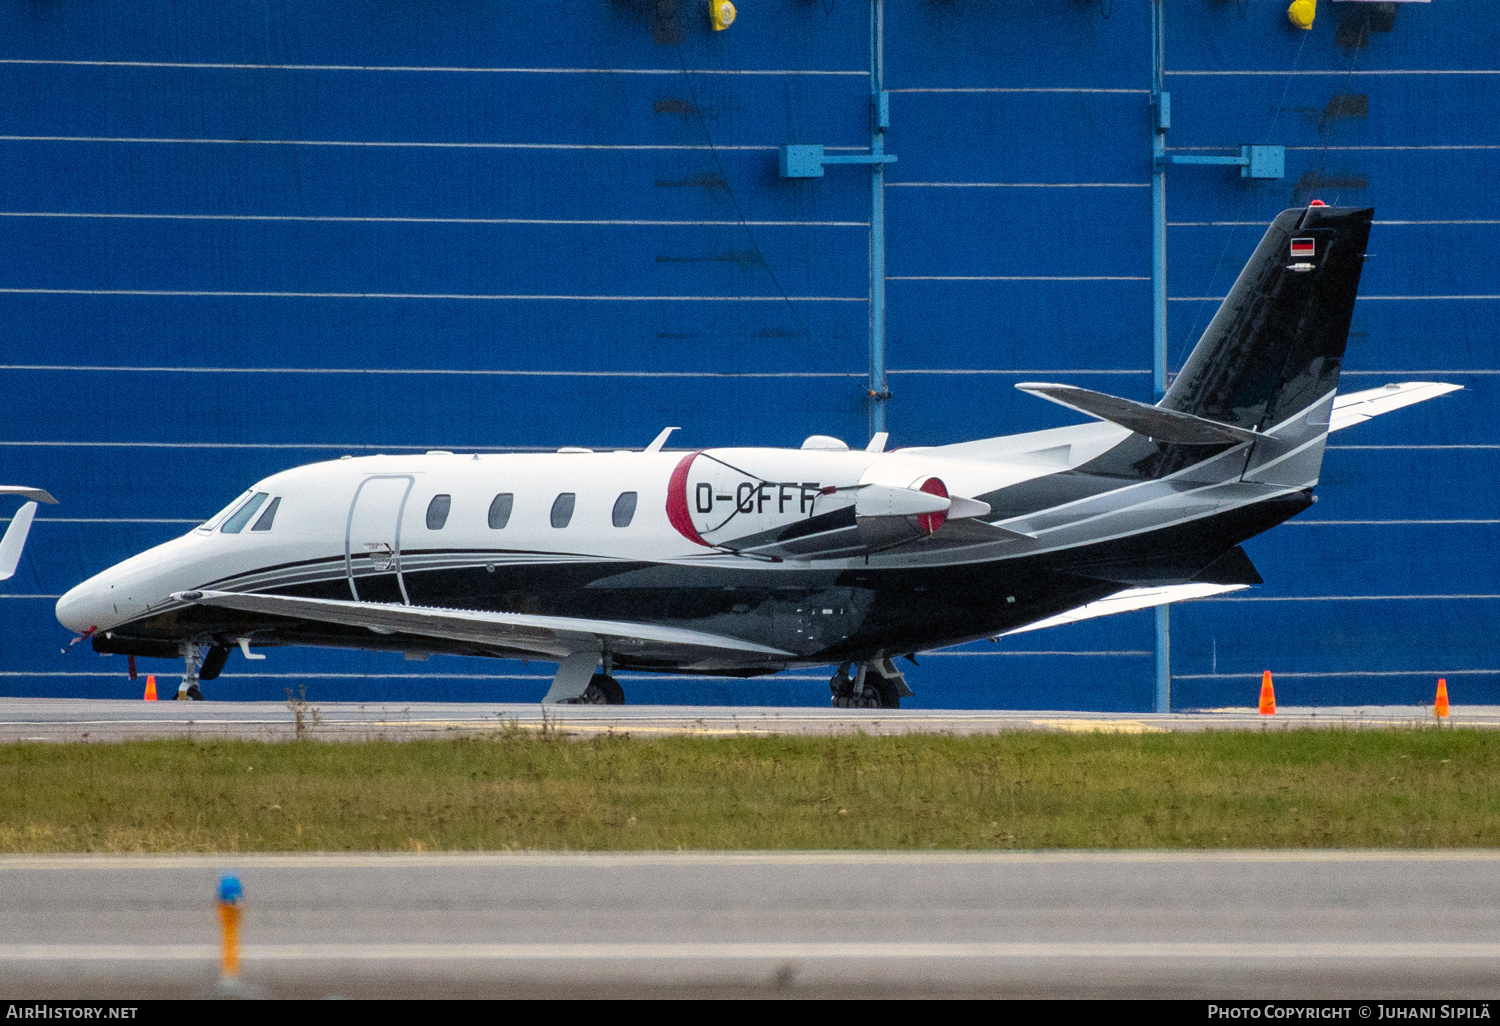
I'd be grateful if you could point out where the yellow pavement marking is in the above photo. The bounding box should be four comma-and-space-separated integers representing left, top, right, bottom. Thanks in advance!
1031, 719, 1167, 734
342, 719, 763, 737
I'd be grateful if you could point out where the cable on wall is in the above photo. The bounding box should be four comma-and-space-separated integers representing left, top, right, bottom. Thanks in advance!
674, 45, 846, 369
1175, 28, 1314, 370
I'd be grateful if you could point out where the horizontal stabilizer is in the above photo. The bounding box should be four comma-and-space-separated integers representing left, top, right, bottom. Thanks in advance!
173, 590, 792, 660
1329, 381, 1462, 432
1016, 383, 1263, 446
999, 582, 1247, 637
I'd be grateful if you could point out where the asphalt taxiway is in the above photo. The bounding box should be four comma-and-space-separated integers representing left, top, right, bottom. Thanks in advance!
0, 697, 1484, 743
2, 851, 1499, 998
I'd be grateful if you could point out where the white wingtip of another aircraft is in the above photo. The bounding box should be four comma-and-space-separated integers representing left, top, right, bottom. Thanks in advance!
0, 486, 57, 505
0, 486, 56, 582
0, 501, 39, 581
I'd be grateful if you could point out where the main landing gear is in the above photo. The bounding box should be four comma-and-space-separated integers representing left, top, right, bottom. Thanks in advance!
542, 651, 627, 704
830, 658, 915, 709
573, 672, 625, 705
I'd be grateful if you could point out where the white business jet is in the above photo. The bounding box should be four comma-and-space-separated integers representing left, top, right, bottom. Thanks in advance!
56, 206, 1458, 704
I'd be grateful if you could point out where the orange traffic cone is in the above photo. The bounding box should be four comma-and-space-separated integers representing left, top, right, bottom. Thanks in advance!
1258, 670, 1276, 716
143, 675, 157, 701
1434, 678, 1449, 719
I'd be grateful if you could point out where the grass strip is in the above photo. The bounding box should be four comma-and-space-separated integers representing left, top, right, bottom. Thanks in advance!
0, 727, 1496, 852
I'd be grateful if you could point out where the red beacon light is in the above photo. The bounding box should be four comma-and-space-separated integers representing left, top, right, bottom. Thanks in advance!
1308, 199, 1327, 207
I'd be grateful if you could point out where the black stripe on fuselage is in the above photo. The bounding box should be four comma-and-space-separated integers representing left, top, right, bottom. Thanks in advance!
101, 492, 1311, 672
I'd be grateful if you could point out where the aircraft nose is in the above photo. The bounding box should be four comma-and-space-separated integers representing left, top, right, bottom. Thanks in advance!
56, 577, 110, 634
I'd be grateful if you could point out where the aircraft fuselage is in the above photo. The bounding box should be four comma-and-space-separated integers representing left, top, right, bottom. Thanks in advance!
58, 433, 1306, 675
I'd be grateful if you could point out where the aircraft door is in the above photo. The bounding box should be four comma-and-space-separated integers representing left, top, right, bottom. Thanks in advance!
346, 475, 414, 604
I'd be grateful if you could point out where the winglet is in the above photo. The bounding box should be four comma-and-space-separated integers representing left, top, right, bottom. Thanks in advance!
645, 427, 680, 453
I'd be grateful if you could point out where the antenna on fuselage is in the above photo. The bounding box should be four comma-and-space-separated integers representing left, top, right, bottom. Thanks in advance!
644, 427, 681, 453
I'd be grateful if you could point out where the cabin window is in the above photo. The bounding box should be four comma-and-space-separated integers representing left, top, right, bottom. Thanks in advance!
250, 496, 281, 532
220, 492, 269, 534
550, 492, 575, 528
488, 493, 514, 529
612, 491, 638, 528
426, 494, 452, 530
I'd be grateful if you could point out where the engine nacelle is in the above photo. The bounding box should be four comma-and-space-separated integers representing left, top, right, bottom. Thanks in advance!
666, 450, 990, 561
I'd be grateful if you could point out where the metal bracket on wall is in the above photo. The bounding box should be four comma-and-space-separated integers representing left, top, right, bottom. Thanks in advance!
779, 144, 898, 178
1164, 144, 1285, 179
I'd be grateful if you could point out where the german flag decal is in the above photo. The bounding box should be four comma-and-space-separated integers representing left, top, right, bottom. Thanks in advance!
1290, 238, 1316, 258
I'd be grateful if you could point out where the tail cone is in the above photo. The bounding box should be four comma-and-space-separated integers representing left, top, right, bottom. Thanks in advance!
143, 675, 157, 701
1435, 678, 1450, 719
1258, 671, 1277, 716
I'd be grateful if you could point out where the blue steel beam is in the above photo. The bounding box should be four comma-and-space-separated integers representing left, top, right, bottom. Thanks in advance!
1151, 0, 1171, 715
869, 0, 889, 441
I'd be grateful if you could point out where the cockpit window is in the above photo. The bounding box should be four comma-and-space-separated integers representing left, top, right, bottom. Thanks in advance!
221, 492, 269, 534
199, 490, 254, 533
250, 496, 281, 532
426, 494, 452, 530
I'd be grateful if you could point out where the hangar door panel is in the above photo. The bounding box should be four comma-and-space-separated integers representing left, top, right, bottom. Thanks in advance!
346, 476, 414, 604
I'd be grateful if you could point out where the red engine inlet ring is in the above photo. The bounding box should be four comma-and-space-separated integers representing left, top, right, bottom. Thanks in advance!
917, 477, 948, 535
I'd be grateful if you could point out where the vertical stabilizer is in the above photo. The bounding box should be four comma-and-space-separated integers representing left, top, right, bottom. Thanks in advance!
1160, 204, 1372, 488
1161, 205, 1372, 432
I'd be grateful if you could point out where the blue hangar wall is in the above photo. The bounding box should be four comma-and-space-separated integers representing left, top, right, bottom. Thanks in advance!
0, 1, 1494, 710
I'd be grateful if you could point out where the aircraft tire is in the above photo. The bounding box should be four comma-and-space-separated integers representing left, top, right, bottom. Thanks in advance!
828, 665, 854, 707
868, 677, 901, 710
573, 672, 625, 705
199, 645, 230, 681
595, 673, 625, 705
830, 668, 900, 709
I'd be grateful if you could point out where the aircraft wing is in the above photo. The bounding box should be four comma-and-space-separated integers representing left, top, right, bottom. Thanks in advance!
998, 582, 1248, 637
1329, 382, 1462, 432
173, 589, 794, 660
0, 486, 56, 505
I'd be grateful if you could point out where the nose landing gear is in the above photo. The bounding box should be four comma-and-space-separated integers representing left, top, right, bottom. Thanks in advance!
829, 658, 915, 709
176, 641, 206, 701
174, 641, 232, 700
